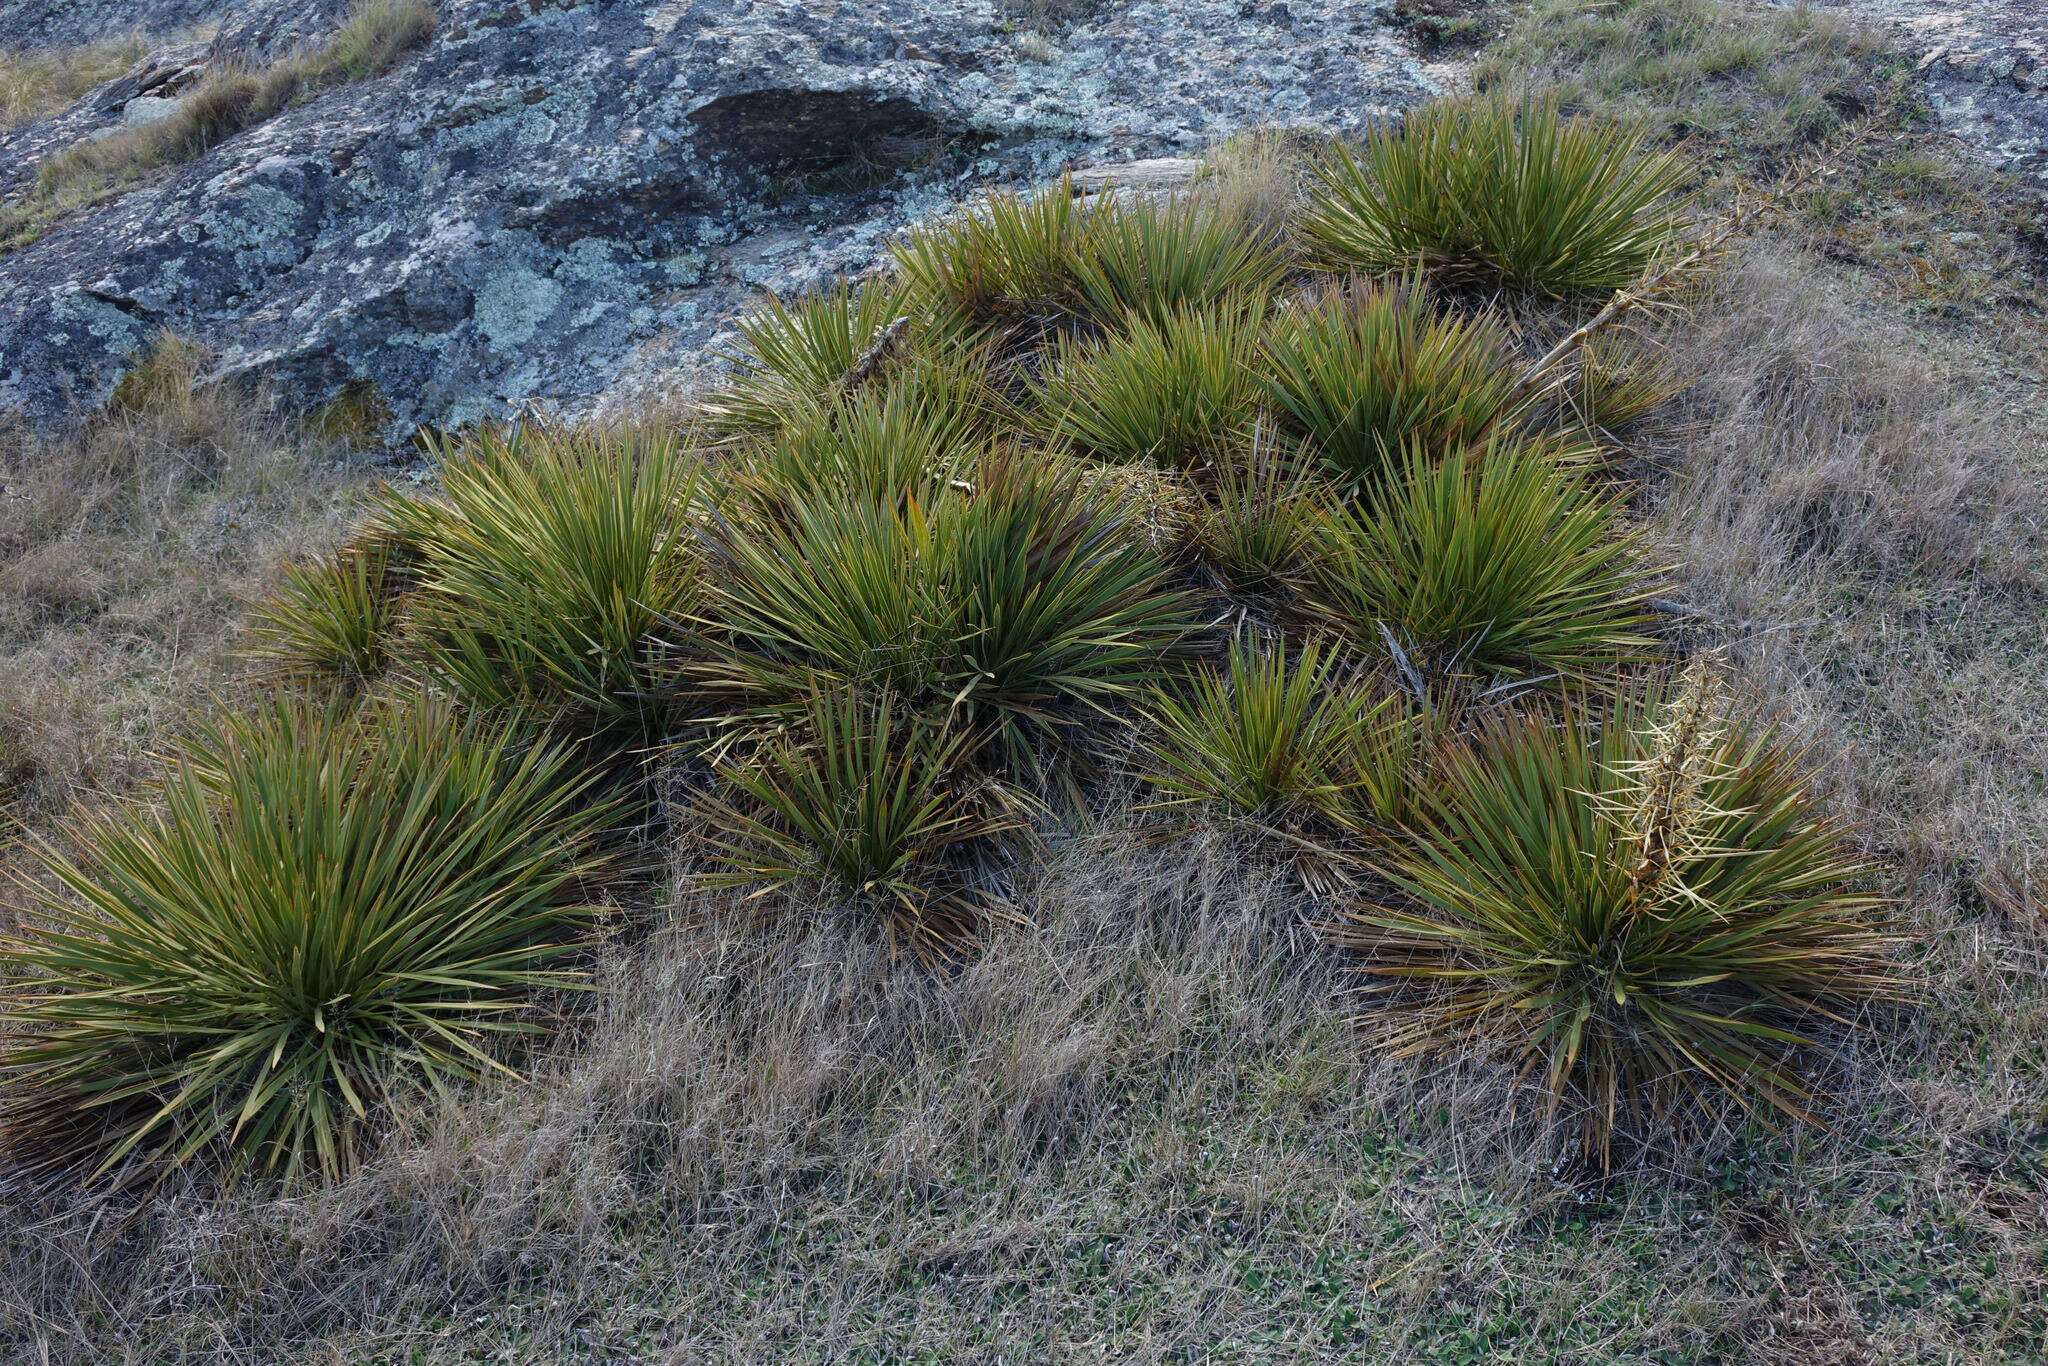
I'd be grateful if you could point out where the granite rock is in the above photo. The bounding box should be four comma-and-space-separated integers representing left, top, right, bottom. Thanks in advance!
0, 0, 1436, 434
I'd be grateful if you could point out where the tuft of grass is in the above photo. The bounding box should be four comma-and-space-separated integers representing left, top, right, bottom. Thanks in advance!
304, 382, 394, 448
1194, 427, 1321, 594
1261, 278, 1527, 491
699, 278, 979, 437
2, 2, 435, 254
375, 423, 700, 737
1031, 298, 1266, 470
242, 531, 411, 685
698, 457, 1191, 772
1195, 127, 1336, 260
892, 185, 1280, 335
105, 330, 213, 419
732, 373, 989, 517
1142, 633, 1403, 826
1311, 435, 1658, 682
1301, 89, 1693, 297
696, 688, 1021, 958
0, 693, 615, 1182
0, 34, 150, 129
1064, 192, 1287, 330
1335, 666, 1902, 1162
1571, 335, 1689, 442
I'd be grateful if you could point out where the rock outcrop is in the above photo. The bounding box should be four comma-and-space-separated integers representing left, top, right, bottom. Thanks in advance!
0, 0, 1435, 435
1816, 0, 2048, 182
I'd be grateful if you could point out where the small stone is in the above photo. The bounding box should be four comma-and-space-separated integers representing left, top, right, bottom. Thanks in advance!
1948, 231, 1983, 245
122, 94, 182, 127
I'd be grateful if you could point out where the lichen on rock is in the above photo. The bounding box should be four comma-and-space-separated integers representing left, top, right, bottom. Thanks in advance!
0, 0, 1436, 435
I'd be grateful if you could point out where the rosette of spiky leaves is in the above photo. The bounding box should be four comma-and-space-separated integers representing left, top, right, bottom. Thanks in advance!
892, 183, 1282, 337
1310, 434, 1657, 684
1065, 191, 1287, 330
698, 277, 976, 436
377, 424, 701, 737
1031, 298, 1267, 471
1196, 424, 1323, 594
1301, 90, 1694, 297
1143, 633, 1404, 827
1260, 278, 1527, 492
244, 528, 414, 684
697, 688, 1022, 958
1333, 670, 1900, 1163
891, 179, 1104, 335
0, 694, 616, 1182
734, 373, 991, 520
697, 458, 1191, 775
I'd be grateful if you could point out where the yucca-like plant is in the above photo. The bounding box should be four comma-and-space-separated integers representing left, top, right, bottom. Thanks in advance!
1031, 299, 1266, 470
377, 424, 700, 735
697, 688, 1021, 957
1261, 279, 1527, 491
1196, 427, 1322, 594
891, 180, 1102, 333
1311, 435, 1657, 682
698, 278, 970, 435
892, 183, 1282, 335
1301, 90, 1693, 297
1143, 634, 1403, 825
1334, 666, 1900, 1161
699, 459, 1191, 771
0, 695, 615, 1181
1066, 192, 1287, 329
244, 530, 411, 684
735, 373, 988, 518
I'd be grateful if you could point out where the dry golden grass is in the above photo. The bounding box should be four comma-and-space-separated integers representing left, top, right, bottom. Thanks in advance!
0, 335, 365, 823
1, 3, 434, 254
0, 34, 149, 129
1648, 249, 2047, 869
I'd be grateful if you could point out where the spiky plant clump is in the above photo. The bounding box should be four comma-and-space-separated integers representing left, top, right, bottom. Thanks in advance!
1301, 90, 1693, 297
1143, 634, 1400, 825
1311, 435, 1657, 683
1031, 299, 1267, 470
1261, 279, 1527, 492
698, 458, 1191, 771
1334, 667, 1900, 1162
891, 183, 1281, 335
1065, 192, 1288, 329
699, 278, 976, 436
697, 688, 1021, 958
891, 180, 1103, 334
735, 373, 989, 518
376, 424, 700, 735
0, 695, 615, 1181
1196, 428, 1322, 594
243, 531, 411, 684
